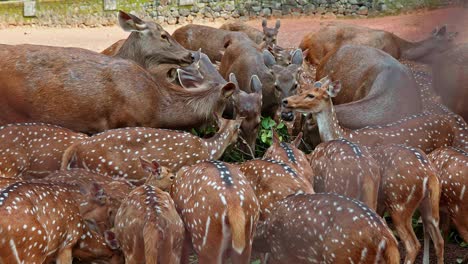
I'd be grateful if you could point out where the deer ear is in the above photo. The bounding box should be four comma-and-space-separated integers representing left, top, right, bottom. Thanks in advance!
263, 50, 276, 68
250, 75, 263, 95
139, 157, 161, 176
229, 73, 239, 88
222, 82, 236, 98
290, 49, 303, 66
271, 128, 281, 145
118, 10, 147, 32
292, 132, 303, 148
326, 81, 342, 97
104, 230, 120, 250
262, 19, 267, 28
167, 68, 178, 82
177, 68, 204, 89
275, 19, 281, 30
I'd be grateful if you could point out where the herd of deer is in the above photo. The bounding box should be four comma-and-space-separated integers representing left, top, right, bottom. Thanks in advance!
0, 9, 466, 264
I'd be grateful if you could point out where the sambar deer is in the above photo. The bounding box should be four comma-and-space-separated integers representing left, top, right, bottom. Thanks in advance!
101, 10, 193, 69
281, 77, 468, 153
300, 23, 457, 65
311, 44, 422, 128
0, 123, 87, 179
0, 181, 122, 264
432, 43, 468, 121
172, 161, 260, 264
114, 184, 184, 264
261, 193, 400, 263
220, 19, 281, 48
172, 24, 251, 62
61, 115, 242, 180
428, 147, 468, 242
0, 42, 235, 133
220, 35, 303, 118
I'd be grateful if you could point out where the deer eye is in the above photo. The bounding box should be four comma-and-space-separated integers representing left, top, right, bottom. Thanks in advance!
306, 94, 315, 99
161, 34, 168, 40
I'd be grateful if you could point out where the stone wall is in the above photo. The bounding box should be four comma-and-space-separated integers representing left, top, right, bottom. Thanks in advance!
0, 0, 458, 27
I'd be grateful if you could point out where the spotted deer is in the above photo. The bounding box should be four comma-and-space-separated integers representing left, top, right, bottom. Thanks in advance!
61, 115, 242, 182
0, 181, 122, 264
114, 184, 184, 264
300, 23, 457, 65
0, 123, 87, 179
101, 11, 193, 68
307, 139, 380, 211
261, 193, 400, 263
428, 147, 468, 242
172, 161, 260, 264
372, 145, 444, 264
263, 131, 315, 189
281, 77, 468, 153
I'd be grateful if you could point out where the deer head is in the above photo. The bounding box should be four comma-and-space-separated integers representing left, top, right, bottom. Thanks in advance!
262, 19, 281, 48
78, 183, 114, 233
281, 76, 342, 117
264, 49, 304, 107
117, 10, 193, 67
229, 73, 263, 155
139, 157, 175, 191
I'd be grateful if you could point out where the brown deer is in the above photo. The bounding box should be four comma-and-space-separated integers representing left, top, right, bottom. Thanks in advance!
172, 160, 260, 264
261, 193, 400, 263
172, 24, 252, 62
307, 139, 380, 211
220, 19, 281, 49
0, 123, 87, 179
220, 35, 304, 117
311, 44, 422, 128
372, 145, 444, 264
0, 41, 236, 133
114, 184, 184, 264
263, 131, 315, 188
61, 115, 242, 181
281, 77, 468, 153
428, 147, 468, 242
432, 43, 468, 121
300, 23, 457, 65
101, 10, 193, 68
0, 181, 122, 264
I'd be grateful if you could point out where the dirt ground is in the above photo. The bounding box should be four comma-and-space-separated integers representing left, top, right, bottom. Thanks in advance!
0, 7, 467, 52
0, 5, 467, 263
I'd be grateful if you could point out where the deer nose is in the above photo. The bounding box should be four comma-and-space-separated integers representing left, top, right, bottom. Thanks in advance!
282, 99, 288, 107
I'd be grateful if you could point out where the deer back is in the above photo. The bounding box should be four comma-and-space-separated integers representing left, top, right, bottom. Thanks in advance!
114, 184, 184, 264
220, 21, 264, 45
171, 161, 260, 261
309, 139, 380, 210
263, 193, 399, 263
0, 123, 87, 179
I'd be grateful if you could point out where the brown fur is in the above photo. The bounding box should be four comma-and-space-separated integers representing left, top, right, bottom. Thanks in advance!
172, 161, 259, 264
114, 184, 184, 264
432, 44, 468, 121
220, 22, 264, 45
300, 22, 456, 65
172, 24, 251, 62
0, 44, 234, 133
316, 44, 422, 128
282, 77, 468, 153
0, 181, 122, 264
263, 193, 399, 263
0, 123, 87, 179
101, 39, 125, 56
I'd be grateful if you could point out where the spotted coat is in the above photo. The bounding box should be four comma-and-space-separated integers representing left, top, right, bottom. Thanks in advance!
0, 123, 87, 179
264, 193, 400, 264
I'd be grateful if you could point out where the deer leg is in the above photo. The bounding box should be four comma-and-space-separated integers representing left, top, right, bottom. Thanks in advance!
452, 213, 468, 242
231, 244, 252, 264
439, 210, 451, 238
419, 185, 444, 264
55, 247, 72, 264
391, 211, 420, 264
180, 234, 193, 264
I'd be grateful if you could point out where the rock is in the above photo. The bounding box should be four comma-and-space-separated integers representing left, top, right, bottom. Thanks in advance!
322, 12, 336, 19
348, 0, 358, 4
380, 4, 388, 11
179, 8, 190, 17
396, 3, 404, 9
304, 4, 316, 14
171, 10, 179, 17
224, 3, 235, 11
357, 6, 368, 15
252, 6, 262, 12
167, 16, 177, 25
178, 16, 187, 24
272, 9, 282, 17
261, 8, 272, 16
156, 16, 166, 23
213, 11, 220, 18
316, 6, 326, 14
212, 5, 221, 12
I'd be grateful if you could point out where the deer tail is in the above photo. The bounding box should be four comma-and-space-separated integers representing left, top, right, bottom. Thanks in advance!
227, 204, 246, 254
380, 238, 400, 264
143, 222, 159, 263
60, 142, 79, 170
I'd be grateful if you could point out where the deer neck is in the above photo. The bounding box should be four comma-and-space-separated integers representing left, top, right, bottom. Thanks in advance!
315, 99, 345, 142
393, 34, 435, 61
116, 34, 147, 68
204, 126, 234, 160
